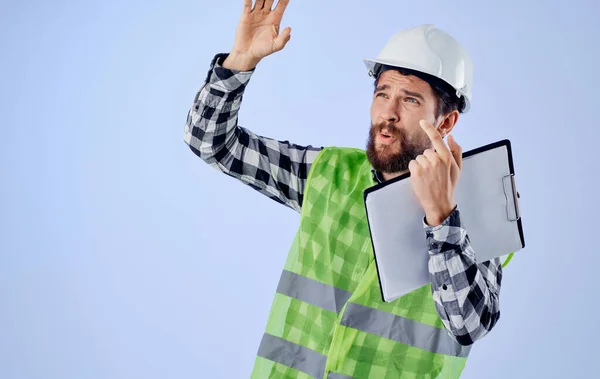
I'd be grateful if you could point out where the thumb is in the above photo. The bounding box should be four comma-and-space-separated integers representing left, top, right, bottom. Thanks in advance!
448, 134, 462, 170
273, 26, 292, 52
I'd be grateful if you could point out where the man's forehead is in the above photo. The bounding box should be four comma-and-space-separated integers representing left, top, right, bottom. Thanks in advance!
377, 70, 431, 93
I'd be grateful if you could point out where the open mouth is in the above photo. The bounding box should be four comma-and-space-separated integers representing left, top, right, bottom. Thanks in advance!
379, 131, 395, 141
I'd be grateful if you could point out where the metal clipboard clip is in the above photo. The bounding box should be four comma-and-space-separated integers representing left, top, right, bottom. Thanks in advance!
502, 174, 521, 222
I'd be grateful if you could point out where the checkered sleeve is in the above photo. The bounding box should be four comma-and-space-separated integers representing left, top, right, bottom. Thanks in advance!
424, 207, 502, 346
184, 53, 323, 212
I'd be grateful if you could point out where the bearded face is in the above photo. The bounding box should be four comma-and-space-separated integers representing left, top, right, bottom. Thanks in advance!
366, 121, 432, 174
366, 69, 443, 176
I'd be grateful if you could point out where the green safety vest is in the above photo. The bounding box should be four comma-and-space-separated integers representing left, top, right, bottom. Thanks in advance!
251, 146, 512, 379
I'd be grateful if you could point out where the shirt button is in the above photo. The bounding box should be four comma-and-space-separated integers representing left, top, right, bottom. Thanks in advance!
442, 284, 448, 290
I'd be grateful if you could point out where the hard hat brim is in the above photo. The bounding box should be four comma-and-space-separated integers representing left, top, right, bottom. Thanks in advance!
363, 57, 471, 113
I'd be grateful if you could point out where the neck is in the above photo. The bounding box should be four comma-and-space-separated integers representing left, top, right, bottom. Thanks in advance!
381, 170, 409, 182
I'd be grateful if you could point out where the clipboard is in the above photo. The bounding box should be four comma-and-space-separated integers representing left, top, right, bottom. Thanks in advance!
364, 139, 525, 303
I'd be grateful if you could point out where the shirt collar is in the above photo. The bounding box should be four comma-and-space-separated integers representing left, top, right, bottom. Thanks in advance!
371, 168, 385, 184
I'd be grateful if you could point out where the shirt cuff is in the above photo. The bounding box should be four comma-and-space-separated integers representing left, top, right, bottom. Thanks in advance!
422, 207, 464, 255
204, 53, 255, 95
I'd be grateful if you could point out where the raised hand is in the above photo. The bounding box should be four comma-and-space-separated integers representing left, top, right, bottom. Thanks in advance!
408, 120, 463, 226
223, 0, 292, 71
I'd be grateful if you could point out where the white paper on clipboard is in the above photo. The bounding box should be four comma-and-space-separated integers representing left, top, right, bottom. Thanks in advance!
364, 139, 525, 302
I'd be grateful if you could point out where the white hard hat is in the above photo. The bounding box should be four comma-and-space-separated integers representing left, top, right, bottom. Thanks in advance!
364, 24, 474, 113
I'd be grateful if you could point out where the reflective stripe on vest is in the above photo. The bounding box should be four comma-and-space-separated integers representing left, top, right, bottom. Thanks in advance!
276, 270, 352, 314
340, 302, 471, 358
275, 270, 470, 358
257, 333, 327, 379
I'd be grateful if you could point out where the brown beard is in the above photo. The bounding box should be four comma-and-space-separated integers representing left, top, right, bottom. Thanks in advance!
366, 122, 430, 174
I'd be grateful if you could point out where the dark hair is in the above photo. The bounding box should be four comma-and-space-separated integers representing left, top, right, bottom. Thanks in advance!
373, 64, 466, 117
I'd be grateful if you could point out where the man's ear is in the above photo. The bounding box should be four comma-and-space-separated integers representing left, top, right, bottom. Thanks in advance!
437, 110, 459, 137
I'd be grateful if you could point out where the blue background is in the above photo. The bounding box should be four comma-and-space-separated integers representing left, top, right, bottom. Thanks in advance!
2, 0, 599, 377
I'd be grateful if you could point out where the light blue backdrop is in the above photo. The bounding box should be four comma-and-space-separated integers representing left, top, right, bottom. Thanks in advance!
2, 0, 599, 378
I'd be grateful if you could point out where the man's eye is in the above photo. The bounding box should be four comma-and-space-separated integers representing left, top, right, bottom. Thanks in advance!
376, 93, 388, 98
405, 97, 419, 104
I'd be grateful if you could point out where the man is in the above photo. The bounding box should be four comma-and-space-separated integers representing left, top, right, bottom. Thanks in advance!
184, 1, 509, 377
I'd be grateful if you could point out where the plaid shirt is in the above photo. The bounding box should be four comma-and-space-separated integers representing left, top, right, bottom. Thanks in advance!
184, 53, 503, 346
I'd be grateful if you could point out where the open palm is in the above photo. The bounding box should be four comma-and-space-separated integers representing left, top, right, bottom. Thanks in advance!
232, 0, 292, 62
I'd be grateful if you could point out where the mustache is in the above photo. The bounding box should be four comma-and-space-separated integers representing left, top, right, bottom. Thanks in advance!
371, 122, 404, 138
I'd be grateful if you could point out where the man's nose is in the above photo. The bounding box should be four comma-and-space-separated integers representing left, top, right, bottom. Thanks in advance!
380, 103, 400, 123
